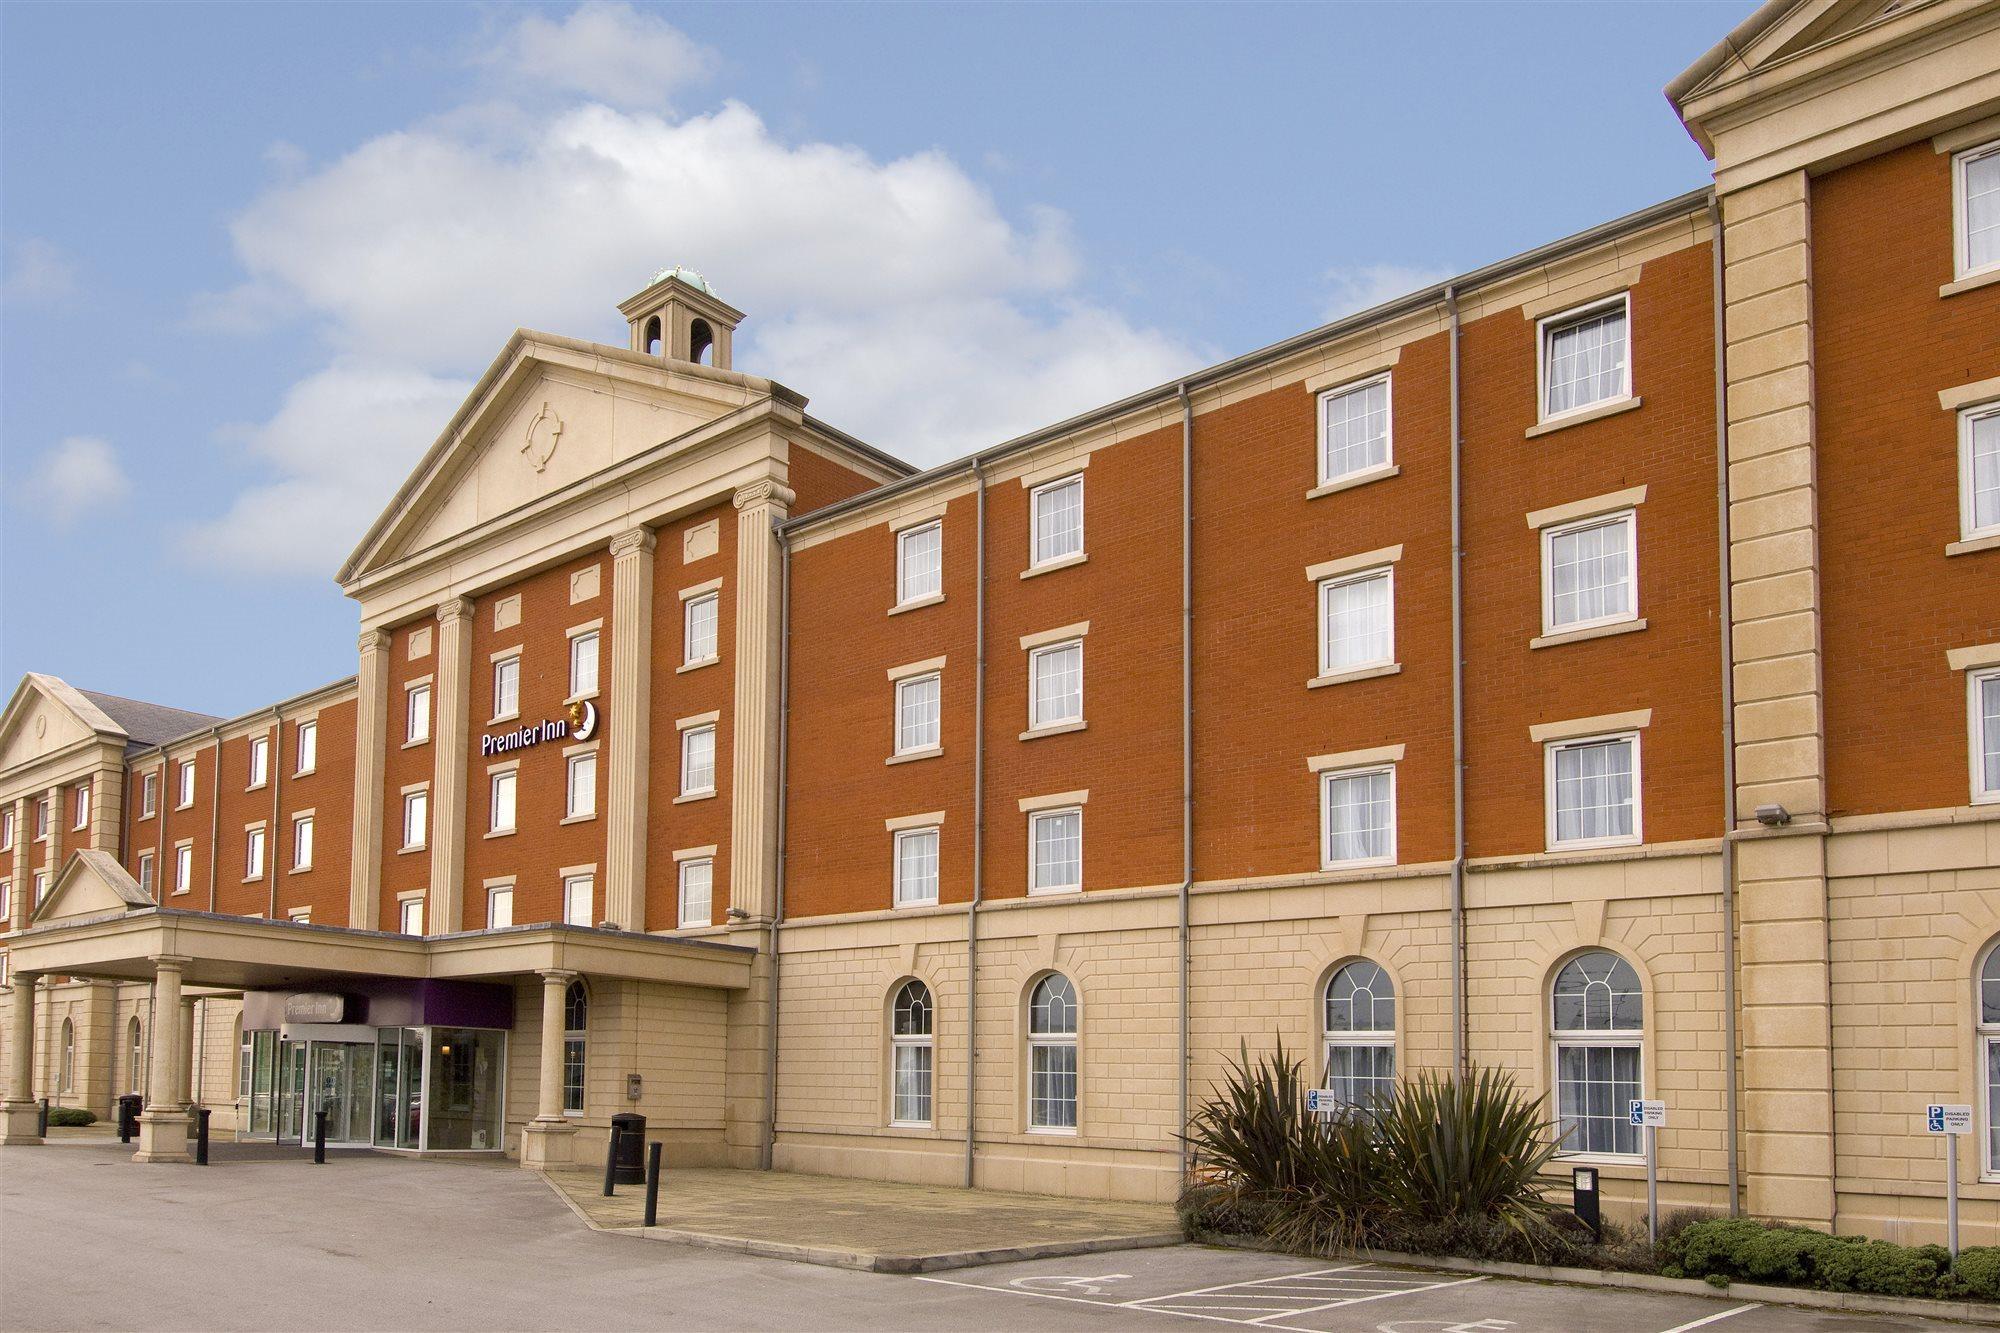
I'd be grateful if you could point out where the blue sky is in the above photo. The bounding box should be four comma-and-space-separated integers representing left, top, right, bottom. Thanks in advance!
1, 1, 1741, 718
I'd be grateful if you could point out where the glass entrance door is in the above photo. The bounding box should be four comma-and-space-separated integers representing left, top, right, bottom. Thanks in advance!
277, 1040, 307, 1143
308, 1041, 375, 1144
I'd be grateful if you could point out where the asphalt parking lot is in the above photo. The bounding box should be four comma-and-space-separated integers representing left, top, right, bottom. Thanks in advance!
0, 1140, 1975, 1332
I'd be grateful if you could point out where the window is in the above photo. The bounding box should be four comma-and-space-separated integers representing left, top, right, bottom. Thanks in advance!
1980, 945, 2000, 1174
137, 854, 154, 895
245, 827, 265, 880
891, 980, 934, 1126
566, 751, 597, 819
895, 673, 942, 755
684, 592, 719, 666
1323, 960, 1396, 1113
1547, 733, 1641, 849
399, 897, 424, 935
177, 760, 196, 808
1543, 511, 1636, 633
1551, 950, 1644, 1157
140, 772, 157, 818
1029, 474, 1084, 567
237, 1019, 251, 1102
1028, 641, 1083, 729
1317, 374, 1391, 485
569, 630, 599, 698
403, 789, 429, 851
248, 736, 270, 789
894, 827, 940, 907
563, 872, 593, 927
73, 784, 90, 831
488, 885, 514, 929
1029, 808, 1082, 894
296, 720, 318, 774
1540, 296, 1630, 419
293, 816, 314, 870
562, 981, 588, 1114
0, 806, 11, 849
678, 857, 713, 928
1973, 667, 2000, 804
1963, 405, 2000, 541
0, 879, 10, 919
897, 522, 943, 604
493, 656, 521, 720
489, 769, 517, 833
1028, 973, 1079, 1131
35, 798, 48, 838
126, 1016, 144, 1094
33, 870, 49, 906
1319, 568, 1394, 674
681, 725, 716, 796
1956, 140, 2000, 279
1321, 766, 1396, 868
60, 1019, 74, 1092
406, 682, 432, 743
288, 907, 311, 924
172, 846, 190, 895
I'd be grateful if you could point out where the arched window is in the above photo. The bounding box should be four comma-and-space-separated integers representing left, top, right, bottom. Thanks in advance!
59, 1018, 74, 1093
891, 980, 933, 1127
1323, 960, 1395, 1113
127, 1016, 144, 1094
642, 316, 661, 356
1551, 950, 1644, 1156
1028, 974, 1078, 1131
561, 980, 588, 1115
1981, 946, 2000, 1174
689, 318, 714, 366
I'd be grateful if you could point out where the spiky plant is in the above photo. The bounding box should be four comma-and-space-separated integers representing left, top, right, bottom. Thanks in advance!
1367, 1066, 1563, 1253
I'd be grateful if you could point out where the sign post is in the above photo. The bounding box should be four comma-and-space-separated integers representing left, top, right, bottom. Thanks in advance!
1630, 1100, 1667, 1245
1925, 1103, 1972, 1259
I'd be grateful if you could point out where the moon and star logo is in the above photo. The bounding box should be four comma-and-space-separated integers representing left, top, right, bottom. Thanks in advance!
569, 697, 598, 741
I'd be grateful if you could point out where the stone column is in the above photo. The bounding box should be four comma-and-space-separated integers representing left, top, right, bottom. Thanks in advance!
429, 597, 474, 936
0, 972, 41, 1144
86, 765, 121, 853
134, 957, 191, 1163
42, 785, 63, 908
1721, 169, 1836, 1228
728, 480, 794, 924
350, 628, 390, 931
178, 997, 196, 1106
9, 797, 28, 930
605, 528, 656, 933
519, 970, 579, 1170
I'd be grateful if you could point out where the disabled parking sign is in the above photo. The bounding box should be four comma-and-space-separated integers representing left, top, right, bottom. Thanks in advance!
1926, 1104, 1972, 1135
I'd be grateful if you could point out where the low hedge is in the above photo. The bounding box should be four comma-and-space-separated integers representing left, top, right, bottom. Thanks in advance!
1659, 1217, 2000, 1302
45, 1106, 97, 1127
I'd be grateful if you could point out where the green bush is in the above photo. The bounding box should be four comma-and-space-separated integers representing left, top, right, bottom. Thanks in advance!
1662, 1217, 2000, 1301
45, 1106, 97, 1127
1957, 1246, 2000, 1301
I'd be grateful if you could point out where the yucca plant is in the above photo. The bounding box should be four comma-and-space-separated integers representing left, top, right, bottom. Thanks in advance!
1368, 1066, 1563, 1253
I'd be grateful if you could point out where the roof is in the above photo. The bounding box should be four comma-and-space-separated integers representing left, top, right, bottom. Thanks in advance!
76, 690, 222, 752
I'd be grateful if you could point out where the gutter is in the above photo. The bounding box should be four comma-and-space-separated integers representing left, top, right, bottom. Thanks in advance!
964, 460, 988, 1189
268, 713, 283, 920
764, 525, 794, 1173
205, 728, 221, 914
1711, 193, 1743, 1215
1176, 382, 1194, 1174
1446, 285, 1468, 1077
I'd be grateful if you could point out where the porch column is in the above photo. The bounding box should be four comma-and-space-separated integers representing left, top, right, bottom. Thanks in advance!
519, 969, 578, 1170
349, 628, 390, 930
429, 597, 473, 936
0, 971, 41, 1144
133, 956, 191, 1163
604, 527, 655, 933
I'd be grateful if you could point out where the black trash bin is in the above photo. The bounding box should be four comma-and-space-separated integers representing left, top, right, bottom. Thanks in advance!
116, 1093, 143, 1142
610, 1113, 647, 1184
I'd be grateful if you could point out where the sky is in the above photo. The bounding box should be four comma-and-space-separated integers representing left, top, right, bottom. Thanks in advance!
0, 0, 1742, 719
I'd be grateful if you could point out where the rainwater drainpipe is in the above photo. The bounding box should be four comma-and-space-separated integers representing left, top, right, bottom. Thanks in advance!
268, 710, 283, 920
964, 459, 988, 1189
763, 525, 793, 1173
205, 727, 222, 913
1711, 192, 1743, 1216
1177, 382, 1194, 1174
1447, 285, 1468, 1077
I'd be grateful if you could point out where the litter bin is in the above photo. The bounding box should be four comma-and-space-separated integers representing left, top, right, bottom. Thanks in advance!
610, 1113, 647, 1184
116, 1093, 143, 1142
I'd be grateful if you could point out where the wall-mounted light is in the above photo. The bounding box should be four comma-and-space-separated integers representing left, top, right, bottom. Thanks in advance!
1754, 804, 1791, 827
726, 906, 750, 921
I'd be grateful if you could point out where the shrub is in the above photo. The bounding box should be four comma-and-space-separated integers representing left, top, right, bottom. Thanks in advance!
1957, 1246, 2000, 1301
1663, 1218, 2000, 1301
46, 1106, 97, 1127
1369, 1067, 1562, 1250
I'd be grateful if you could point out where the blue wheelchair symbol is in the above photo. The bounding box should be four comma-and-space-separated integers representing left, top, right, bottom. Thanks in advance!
1928, 1105, 1946, 1133
1629, 1102, 1645, 1127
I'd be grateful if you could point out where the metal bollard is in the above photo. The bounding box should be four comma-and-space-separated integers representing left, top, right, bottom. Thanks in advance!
642, 1141, 662, 1227
313, 1109, 327, 1164
37, 1098, 48, 1136
602, 1124, 619, 1198
195, 1107, 211, 1166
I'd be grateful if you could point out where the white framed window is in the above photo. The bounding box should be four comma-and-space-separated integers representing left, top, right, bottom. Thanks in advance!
489, 769, 517, 833
678, 857, 713, 928
891, 980, 934, 1127
893, 827, 940, 907
1542, 510, 1637, 634
0, 881, 7, 921
1972, 666, 2000, 805
33, 870, 49, 906
406, 682, 432, 744
566, 750, 597, 819
399, 897, 424, 936
681, 725, 716, 797
0, 807, 11, 849
245, 827, 266, 880
1546, 733, 1642, 849
1028, 641, 1083, 730
34, 797, 48, 839
1551, 950, 1644, 1158
1317, 374, 1392, 486
1027, 973, 1079, 1131
487, 884, 514, 929
177, 759, 196, 808
1318, 568, 1394, 675
895, 673, 942, 755
292, 815, 314, 870
287, 907, 311, 924
135, 854, 153, 895
172, 845, 191, 895
1320, 765, 1396, 869
237, 1020, 251, 1102
1028, 807, 1082, 895
248, 736, 270, 789
683, 593, 719, 666
569, 629, 600, 699
295, 720, 318, 774
897, 521, 943, 604
1955, 139, 2000, 279
1978, 944, 2000, 1176
492, 655, 521, 720
1323, 960, 1396, 1114
140, 772, 157, 818
562, 980, 588, 1113
1962, 404, 2000, 542
402, 789, 429, 851
562, 872, 594, 927
1539, 295, 1630, 420
1029, 474, 1084, 568
73, 784, 90, 831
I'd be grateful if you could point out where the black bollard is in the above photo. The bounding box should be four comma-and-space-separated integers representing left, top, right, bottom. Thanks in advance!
37, 1098, 48, 1136
642, 1141, 662, 1227
313, 1109, 327, 1164
196, 1107, 211, 1166
602, 1124, 619, 1198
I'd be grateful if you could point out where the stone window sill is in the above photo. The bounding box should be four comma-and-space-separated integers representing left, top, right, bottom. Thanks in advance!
673, 790, 717, 805
294, 768, 315, 779
1940, 267, 2000, 299
288, 865, 312, 876
677, 657, 719, 675
1019, 719, 1087, 741
559, 812, 597, 826
488, 713, 520, 727
1308, 663, 1401, 689
1306, 463, 1399, 500
1946, 533, 2000, 557
1525, 395, 1642, 439
401, 738, 430, 751
886, 747, 943, 766
1021, 552, 1087, 580
484, 828, 516, 840
1531, 618, 1648, 650
889, 592, 946, 617
398, 843, 426, 855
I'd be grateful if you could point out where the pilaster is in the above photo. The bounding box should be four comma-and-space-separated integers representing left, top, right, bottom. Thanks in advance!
728, 480, 794, 924
605, 528, 656, 932
42, 785, 63, 905
85, 762, 121, 853
430, 598, 474, 936
349, 629, 390, 931
9, 797, 28, 931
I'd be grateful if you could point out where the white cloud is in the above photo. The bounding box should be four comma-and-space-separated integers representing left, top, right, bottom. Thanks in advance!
1319, 263, 1455, 321
3, 237, 78, 305
476, 2, 718, 111
184, 9, 1201, 575
29, 437, 130, 526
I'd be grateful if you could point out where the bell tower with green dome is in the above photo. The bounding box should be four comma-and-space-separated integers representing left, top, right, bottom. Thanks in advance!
616, 265, 743, 371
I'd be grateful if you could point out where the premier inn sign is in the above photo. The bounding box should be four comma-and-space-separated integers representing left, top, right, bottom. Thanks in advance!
480, 699, 597, 758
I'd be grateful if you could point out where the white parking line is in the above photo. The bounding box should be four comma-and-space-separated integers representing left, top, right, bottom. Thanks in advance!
1117, 1264, 1371, 1305
911, 1274, 1324, 1331
1656, 1304, 1762, 1333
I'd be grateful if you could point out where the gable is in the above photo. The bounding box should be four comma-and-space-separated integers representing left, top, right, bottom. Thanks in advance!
30, 849, 154, 926
0, 674, 124, 775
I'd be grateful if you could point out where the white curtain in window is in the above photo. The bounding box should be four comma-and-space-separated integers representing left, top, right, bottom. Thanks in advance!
1030, 811, 1081, 891
685, 594, 718, 663
1323, 770, 1393, 864
1548, 517, 1632, 629
1969, 149, 2000, 272
1320, 378, 1389, 481
1971, 411, 1999, 533
1553, 738, 1635, 843
895, 829, 939, 905
1545, 306, 1628, 415
1032, 478, 1083, 564
679, 858, 713, 927
1981, 673, 2000, 795
897, 675, 941, 752
683, 727, 715, 793
1031, 644, 1082, 727
899, 524, 942, 601
1322, 572, 1392, 671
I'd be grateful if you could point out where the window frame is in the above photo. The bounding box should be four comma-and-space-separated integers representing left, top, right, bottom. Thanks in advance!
72, 783, 90, 832
1028, 473, 1085, 569
1536, 293, 1632, 423
1979, 943, 2000, 1179
1027, 640, 1085, 731
405, 682, 432, 745
1026, 973, 1080, 1133
1317, 566, 1396, 677
893, 826, 941, 907
1954, 139, 2000, 281
896, 520, 944, 606
562, 980, 588, 1114
487, 884, 514, 929
489, 768, 517, 834
677, 856, 713, 929
562, 872, 594, 927
894, 672, 943, 756
1972, 665, 2000, 806
568, 628, 600, 701
1027, 806, 1083, 896
1545, 731, 1644, 851
402, 788, 430, 852
399, 896, 424, 936
33, 870, 49, 907
247, 736, 270, 790
1961, 403, 2000, 543
1319, 763, 1398, 870
292, 814, 314, 871
295, 719, 318, 775
565, 749, 598, 820
172, 844, 191, 896
245, 826, 265, 881
140, 771, 157, 818
683, 592, 719, 667
176, 760, 196, 809
492, 654, 521, 723
135, 854, 153, 895
1549, 949, 1646, 1161
0, 806, 11, 850
1322, 959, 1398, 1116
1541, 509, 1639, 636
890, 979, 935, 1128
680, 724, 717, 798
1315, 371, 1394, 488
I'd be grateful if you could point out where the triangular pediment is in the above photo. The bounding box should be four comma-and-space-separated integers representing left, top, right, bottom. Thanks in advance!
30, 849, 154, 927
0, 674, 125, 774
